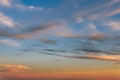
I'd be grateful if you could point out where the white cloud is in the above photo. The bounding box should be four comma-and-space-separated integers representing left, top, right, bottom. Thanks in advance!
0, 39, 21, 47
0, 12, 20, 28
0, 0, 43, 11
15, 4, 43, 11
104, 7, 120, 17
0, 0, 11, 7
106, 21, 120, 31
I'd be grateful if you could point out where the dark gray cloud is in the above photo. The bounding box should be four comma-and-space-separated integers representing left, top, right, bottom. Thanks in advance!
43, 49, 67, 53
75, 48, 104, 53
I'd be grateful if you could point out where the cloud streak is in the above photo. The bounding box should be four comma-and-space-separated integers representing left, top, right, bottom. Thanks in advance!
66, 53, 120, 62
76, 0, 120, 20
0, 23, 80, 39
39, 50, 120, 63
0, 64, 29, 72
0, 39, 20, 47
15, 4, 43, 11
0, 12, 20, 28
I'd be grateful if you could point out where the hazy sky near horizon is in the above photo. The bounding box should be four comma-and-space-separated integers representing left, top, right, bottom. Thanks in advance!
0, 0, 120, 80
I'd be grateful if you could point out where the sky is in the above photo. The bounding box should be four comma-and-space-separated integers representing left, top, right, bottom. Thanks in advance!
0, 0, 120, 80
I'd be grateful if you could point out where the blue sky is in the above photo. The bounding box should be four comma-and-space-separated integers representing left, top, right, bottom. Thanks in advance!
0, 0, 120, 61
0, 0, 120, 80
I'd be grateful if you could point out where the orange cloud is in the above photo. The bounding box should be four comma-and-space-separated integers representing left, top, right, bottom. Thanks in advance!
0, 64, 29, 72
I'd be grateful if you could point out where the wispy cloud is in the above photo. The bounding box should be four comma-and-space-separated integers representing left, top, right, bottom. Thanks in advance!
0, 22, 119, 42
15, 4, 43, 11
105, 21, 120, 31
0, 12, 20, 28
0, 39, 20, 47
78, 48, 105, 53
0, 64, 29, 72
76, 0, 120, 20
44, 52, 120, 63
0, 23, 80, 39
67, 53, 120, 62
0, 0, 44, 11
0, 0, 11, 7
106, 7, 120, 17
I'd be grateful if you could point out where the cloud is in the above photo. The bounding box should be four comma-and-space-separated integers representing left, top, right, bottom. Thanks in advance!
0, 12, 20, 28
75, 17, 83, 23
39, 49, 120, 62
0, 39, 20, 47
64, 53, 120, 62
0, 23, 80, 40
105, 21, 120, 31
76, 0, 120, 20
0, 64, 29, 72
78, 48, 104, 53
88, 8, 120, 20
88, 33, 105, 41
25, 24, 57, 33
0, 0, 43, 11
24, 23, 78, 38
53, 24, 80, 38
0, 0, 11, 7
15, 4, 43, 11
104, 7, 120, 17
